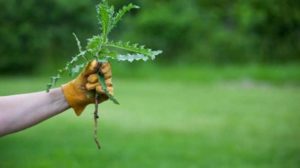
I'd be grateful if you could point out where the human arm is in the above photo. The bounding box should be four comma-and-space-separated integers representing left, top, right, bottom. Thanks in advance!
0, 61, 113, 137
0, 88, 69, 136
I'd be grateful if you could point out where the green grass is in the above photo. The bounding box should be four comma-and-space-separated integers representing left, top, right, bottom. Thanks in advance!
0, 67, 300, 168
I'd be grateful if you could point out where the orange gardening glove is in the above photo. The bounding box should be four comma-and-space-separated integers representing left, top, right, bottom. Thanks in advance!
62, 60, 113, 116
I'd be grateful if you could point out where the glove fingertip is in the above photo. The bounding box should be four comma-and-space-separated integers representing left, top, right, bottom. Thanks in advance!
90, 60, 100, 72
74, 106, 85, 116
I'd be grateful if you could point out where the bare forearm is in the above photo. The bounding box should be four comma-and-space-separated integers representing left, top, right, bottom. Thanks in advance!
0, 88, 70, 137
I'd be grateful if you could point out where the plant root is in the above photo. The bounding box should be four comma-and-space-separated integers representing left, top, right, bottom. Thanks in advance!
94, 92, 101, 150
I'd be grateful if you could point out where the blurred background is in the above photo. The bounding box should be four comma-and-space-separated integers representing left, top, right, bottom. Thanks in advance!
0, 0, 299, 167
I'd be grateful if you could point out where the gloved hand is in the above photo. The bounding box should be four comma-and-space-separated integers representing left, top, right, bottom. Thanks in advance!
62, 60, 113, 116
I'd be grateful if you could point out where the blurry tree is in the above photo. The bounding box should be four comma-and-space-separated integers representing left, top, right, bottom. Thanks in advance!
0, 0, 299, 74
123, 0, 300, 64
0, 0, 97, 74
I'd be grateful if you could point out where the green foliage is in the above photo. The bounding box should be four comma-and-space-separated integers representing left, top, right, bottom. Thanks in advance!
106, 41, 161, 61
123, 0, 300, 64
0, 0, 299, 75
46, 0, 162, 94
0, 0, 98, 74
112, 3, 140, 29
98, 73, 119, 104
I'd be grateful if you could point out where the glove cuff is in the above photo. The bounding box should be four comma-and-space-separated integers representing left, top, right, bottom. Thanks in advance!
61, 81, 88, 116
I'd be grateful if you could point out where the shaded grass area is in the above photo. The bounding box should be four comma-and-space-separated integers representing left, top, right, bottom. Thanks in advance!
0, 67, 300, 167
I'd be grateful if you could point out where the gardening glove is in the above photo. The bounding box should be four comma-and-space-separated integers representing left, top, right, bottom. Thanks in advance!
62, 60, 113, 116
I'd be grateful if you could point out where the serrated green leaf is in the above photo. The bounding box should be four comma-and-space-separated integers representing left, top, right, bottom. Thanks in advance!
113, 3, 139, 28
73, 33, 82, 53
51, 76, 60, 84
46, 83, 52, 92
70, 63, 85, 77
105, 41, 162, 60
97, 73, 119, 104
87, 36, 102, 56
116, 54, 149, 62
97, 0, 114, 41
87, 36, 102, 49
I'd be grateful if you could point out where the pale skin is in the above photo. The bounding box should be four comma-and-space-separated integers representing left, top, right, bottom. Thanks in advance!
0, 61, 113, 137
0, 88, 69, 137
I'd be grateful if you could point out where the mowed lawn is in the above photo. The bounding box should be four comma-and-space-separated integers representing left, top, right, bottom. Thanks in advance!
0, 76, 300, 168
